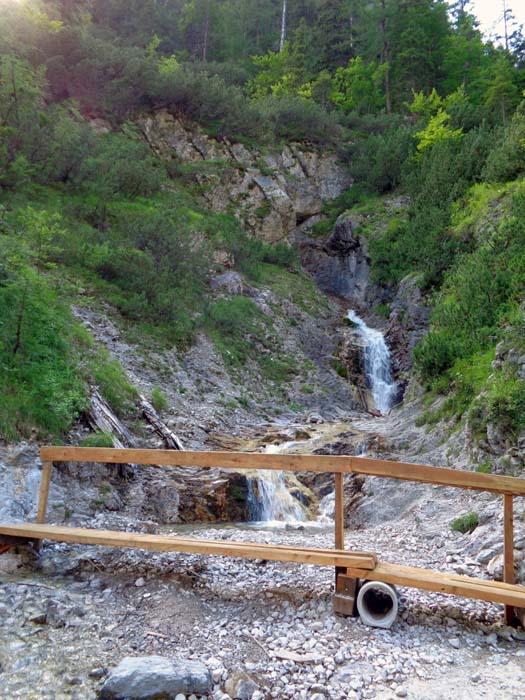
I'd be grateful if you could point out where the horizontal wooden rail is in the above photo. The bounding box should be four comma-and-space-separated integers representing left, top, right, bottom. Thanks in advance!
0, 524, 377, 569
40, 447, 525, 496
340, 564, 525, 609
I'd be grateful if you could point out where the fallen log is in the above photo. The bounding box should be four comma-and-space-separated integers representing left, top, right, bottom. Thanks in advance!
86, 388, 137, 448
139, 395, 183, 451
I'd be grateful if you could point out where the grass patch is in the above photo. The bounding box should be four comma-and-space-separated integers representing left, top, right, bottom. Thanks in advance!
80, 432, 114, 448
451, 511, 479, 534
151, 387, 169, 413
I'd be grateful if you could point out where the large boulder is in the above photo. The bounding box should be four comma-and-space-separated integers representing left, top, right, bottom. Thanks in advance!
99, 656, 212, 699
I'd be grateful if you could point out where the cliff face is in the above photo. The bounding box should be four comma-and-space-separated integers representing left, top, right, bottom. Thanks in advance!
138, 110, 352, 243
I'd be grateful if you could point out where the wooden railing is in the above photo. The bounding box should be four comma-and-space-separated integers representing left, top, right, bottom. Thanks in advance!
33, 446, 525, 623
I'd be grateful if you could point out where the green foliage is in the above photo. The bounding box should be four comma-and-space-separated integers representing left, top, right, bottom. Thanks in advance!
413, 184, 525, 439
0, 271, 87, 440
152, 62, 264, 141
207, 296, 265, 367
78, 132, 164, 200
483, 104, 525, 183
476, 462, 492, 474
77, 331, 137, 418
311, 185, 371, 238
451, 511, 479, 534
369, 126, 497, 287
80, 433, 115, 448
331, 57, 386, 115
351, 120, 415, 193
256, 95, 342, 146
415, 109, 463, 155
151, 387, 169, 413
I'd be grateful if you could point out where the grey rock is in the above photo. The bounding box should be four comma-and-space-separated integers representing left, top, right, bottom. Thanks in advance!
137, 110, 351, 243
225, 669, 259, 700
99, 656, 212, 699
299, 216, 371, 305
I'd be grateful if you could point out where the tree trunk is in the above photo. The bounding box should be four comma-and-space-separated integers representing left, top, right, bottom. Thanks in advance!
139, 395, 184, 451
280, 0, 287, 51
12, 281, 28, 356
380, 0, 392, 116
202, 0, 211, 62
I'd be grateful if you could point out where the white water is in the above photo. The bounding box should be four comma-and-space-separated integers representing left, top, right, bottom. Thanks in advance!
248, 442, 308, 523
347, 310, 397, 415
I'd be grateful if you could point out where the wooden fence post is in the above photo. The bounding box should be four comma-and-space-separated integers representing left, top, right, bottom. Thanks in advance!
335, 472, 344, 550
36, 461, 53, 525
504, 494, 516, 625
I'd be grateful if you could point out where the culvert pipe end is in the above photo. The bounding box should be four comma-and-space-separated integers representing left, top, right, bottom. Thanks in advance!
356, 581, 399, 629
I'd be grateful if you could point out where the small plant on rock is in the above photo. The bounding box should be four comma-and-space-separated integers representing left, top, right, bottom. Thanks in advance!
151, 386, 169, 413
451, 511, 479, 534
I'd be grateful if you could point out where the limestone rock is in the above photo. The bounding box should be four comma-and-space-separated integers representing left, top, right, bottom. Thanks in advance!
99, 656, 212, 699
137, 110, 351, 243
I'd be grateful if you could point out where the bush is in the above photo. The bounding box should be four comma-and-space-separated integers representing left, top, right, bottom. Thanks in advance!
0, 272, 87, 440
451, 511, 479, 534
151, 387, 169, 413
152, 63, 265, 142
256, 95, 342, 146
483, 105, 525, 183
351, 119, 415, 193
77, 133, 165, 200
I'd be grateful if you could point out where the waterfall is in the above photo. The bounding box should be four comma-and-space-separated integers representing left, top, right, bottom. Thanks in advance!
347, 310, 397, 415
248, 443, 307, 523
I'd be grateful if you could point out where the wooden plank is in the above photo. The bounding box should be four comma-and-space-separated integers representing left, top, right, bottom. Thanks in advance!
351, 455, 525, 496
504, 494, 515, 624
0, 524, 377, 570
341, 562, 525, 608
36, 462, 53, 524
39, 447, 525, 496
334, 472, 345, 550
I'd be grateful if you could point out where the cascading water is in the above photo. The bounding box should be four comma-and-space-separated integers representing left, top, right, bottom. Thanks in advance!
248, 443, 307, 523
347, 310, 397, 415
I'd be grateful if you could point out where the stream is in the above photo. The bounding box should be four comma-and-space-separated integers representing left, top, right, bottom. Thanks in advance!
247, 310, 396, 526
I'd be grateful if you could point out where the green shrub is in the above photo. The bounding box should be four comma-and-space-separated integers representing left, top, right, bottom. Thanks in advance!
77, 133, 164, 200
152, 63, 265, 142
351, 119, 415, 193
0, 271, 87, 440
260, 355, 297, 382
151, 387, 169, 413
256, 95, 342, 146
483, 104, 525, 183
476, 462, 492, 474
451, 511, 479, 534
207, 296, 264, 366
80, 432, 114, 448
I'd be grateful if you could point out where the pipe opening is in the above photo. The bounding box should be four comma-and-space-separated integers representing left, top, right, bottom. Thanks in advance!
362, 587, 395, 620
357, 581, 398, 629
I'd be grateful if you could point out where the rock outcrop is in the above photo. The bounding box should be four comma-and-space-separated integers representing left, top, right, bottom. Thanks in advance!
385, 273, 430, 376
138, 110, 352, 242
298, 215, 380, 307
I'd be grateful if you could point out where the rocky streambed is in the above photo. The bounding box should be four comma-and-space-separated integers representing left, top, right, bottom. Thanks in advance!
2, 513, 525, 700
